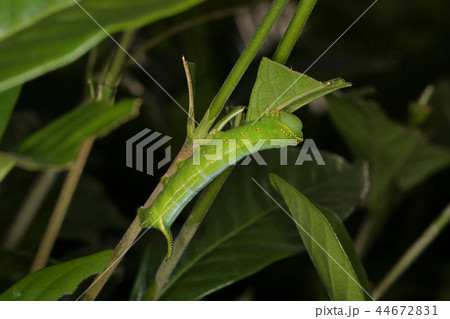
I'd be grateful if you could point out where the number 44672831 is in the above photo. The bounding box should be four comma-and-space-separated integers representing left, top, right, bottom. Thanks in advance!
375, 305, 438, 316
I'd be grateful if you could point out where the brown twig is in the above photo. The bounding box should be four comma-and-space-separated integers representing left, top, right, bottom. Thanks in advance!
4, 171, 58, 249
30, 138, 95, 273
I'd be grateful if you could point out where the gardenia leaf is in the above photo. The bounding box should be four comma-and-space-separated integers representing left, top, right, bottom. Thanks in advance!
0, 86, 21, 141
0, 86, 22, 182
0, 0, 206, 92
0, 250, 112, 301
269, 174, 369, 301
0, 98, 140, 175
0, 0, 75, 40
327, 93, 450, 214
246, 57, 350, 122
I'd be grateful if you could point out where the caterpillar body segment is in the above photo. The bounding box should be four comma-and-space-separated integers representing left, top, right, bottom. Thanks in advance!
137, 113, 303, 258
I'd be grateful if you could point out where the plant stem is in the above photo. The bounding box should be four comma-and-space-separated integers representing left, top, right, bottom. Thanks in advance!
355, 206, 395, 259
194, 0, 289, 138
373, 202, 450, 300
29, 31, 136, 273
4, 171, 58, 249
30, 138, 95, 273
144, 166, 234, 300
99, 31, 136, 102
354, 215, 379, 258
82, 215, 142, 300
272, 0, 318, 64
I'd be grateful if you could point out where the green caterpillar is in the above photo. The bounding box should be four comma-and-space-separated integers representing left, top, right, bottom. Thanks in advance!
137, 111, 303, 258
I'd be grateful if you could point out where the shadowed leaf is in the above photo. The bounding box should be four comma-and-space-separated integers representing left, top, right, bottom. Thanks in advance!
269, 174, 369, 301
0, 0, 206, 92
246, 58, 350, 121
0, 98, 139, 171
0, 250, 112, 301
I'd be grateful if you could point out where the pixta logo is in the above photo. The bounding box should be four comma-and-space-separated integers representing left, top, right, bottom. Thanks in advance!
126, 129, 172, 176
126, 129, 326, 176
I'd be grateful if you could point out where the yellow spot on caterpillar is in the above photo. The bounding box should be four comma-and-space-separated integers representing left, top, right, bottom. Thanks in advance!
224, 139, 227, 143
257, 128, 260, 132
240, 132, 244, 137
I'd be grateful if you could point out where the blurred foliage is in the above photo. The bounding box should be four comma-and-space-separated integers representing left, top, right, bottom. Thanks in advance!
0, 0, 207, 92
0, 250, 112, 301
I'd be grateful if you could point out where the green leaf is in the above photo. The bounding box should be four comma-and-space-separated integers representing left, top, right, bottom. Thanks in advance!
130, 245, 166, 301
158, 207, 300, 301
246, 57, 351, 122
1, 98, 139, 170
249, 149, 369, 219
300, 160, 368, 220
327, 93, 450, 214
0, 86, 21, 142
0, 0, 206, 92
269, 174, 369, 301
0, 86, 21, 181
397, 144, 450, 191
0, 0, 75, 40
0, 156, 14, 182
155, 151, 367, 300
317, 206, 370, 296
326, 94, 422, 213
0, 250, 112, 300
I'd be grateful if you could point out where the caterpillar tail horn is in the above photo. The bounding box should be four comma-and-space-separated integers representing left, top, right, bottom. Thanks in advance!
161, 226, 174, 261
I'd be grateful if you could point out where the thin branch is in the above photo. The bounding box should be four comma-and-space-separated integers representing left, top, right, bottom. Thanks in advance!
273, 0, 318, 64
4, 171, 58, 249
98, 31, 136, 102
194, 0, 290, 138
81, 215, 142, 300
30, 138, 95, 273
183, 56, 196, 140
373, 202, 450, 300
29, 31, 136, 273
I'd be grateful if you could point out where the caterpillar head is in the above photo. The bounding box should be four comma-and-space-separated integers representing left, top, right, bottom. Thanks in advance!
278, 111, 303, 140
